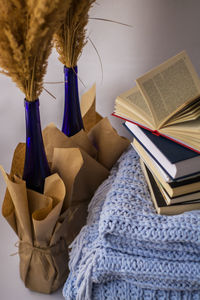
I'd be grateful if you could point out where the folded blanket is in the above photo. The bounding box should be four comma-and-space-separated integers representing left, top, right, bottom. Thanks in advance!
63, 147, 200, 300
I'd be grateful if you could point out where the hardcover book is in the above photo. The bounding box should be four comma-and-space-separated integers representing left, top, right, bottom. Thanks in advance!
125, 121, 200, 179
157, 181, 200, 205
114, 50, 200, 152
133, 139, 200, 197
140, 160, 200, 215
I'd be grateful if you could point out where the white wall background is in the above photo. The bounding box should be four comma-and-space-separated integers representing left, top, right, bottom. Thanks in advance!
1, 0, 200, 298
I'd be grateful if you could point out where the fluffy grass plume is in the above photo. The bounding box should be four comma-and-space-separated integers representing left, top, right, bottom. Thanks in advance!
54, 0, 95, 68
0, 0, 72, 101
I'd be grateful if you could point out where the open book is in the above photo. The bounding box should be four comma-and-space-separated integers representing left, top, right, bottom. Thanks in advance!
114, 51, 200, 152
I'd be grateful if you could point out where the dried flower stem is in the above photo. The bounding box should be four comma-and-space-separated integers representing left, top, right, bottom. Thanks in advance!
0, 0, 72, 101
54, 0, 95, 68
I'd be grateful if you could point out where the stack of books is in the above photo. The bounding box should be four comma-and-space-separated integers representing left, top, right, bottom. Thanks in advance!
113, 50, 200, 215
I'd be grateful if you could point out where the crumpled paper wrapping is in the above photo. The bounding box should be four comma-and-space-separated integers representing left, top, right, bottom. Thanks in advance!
1, 85, 130, 294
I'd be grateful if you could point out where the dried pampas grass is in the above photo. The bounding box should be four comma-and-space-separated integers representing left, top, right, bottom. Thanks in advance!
54, 0, 95, 68
0, 0, 72, 101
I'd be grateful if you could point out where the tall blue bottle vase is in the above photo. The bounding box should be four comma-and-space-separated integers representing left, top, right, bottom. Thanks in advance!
23, 99, 50, 193
62, 66, 84, 136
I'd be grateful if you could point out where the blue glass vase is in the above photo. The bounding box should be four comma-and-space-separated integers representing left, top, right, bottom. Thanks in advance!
62, 66, 84, 136
23, 99, 50, 193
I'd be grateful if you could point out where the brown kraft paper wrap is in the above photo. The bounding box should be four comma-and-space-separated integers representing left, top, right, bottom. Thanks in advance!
1, 85, 130, 294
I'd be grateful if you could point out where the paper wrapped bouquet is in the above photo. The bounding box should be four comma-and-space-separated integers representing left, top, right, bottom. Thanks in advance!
1, 89, 130, 293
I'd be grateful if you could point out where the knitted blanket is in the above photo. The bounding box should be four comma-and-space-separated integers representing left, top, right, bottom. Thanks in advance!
63, 147, 200, 300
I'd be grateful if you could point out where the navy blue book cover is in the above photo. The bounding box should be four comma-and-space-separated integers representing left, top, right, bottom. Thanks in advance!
125, 124, 199, 163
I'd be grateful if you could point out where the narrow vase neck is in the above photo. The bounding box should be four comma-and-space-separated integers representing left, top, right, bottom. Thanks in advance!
23, 99, 50, 193
62, 66, 84, 136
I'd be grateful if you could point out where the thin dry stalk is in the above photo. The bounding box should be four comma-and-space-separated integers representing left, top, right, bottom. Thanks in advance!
54, 0, 95, 68
0, 0, 72, 101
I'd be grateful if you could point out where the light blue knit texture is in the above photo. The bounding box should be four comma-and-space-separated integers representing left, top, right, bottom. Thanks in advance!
63, 147, 200, 300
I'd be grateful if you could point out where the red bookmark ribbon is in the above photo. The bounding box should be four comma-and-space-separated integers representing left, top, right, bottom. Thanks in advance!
152, 130, 160, 136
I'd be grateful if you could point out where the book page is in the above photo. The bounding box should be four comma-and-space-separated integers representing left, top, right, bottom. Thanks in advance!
161, 117, 200, 133
136, 51, 200, 129
114, 102, 155, 130
115, 85, 155, 127
165, 98, 200, 126
160, 118, 200, 151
